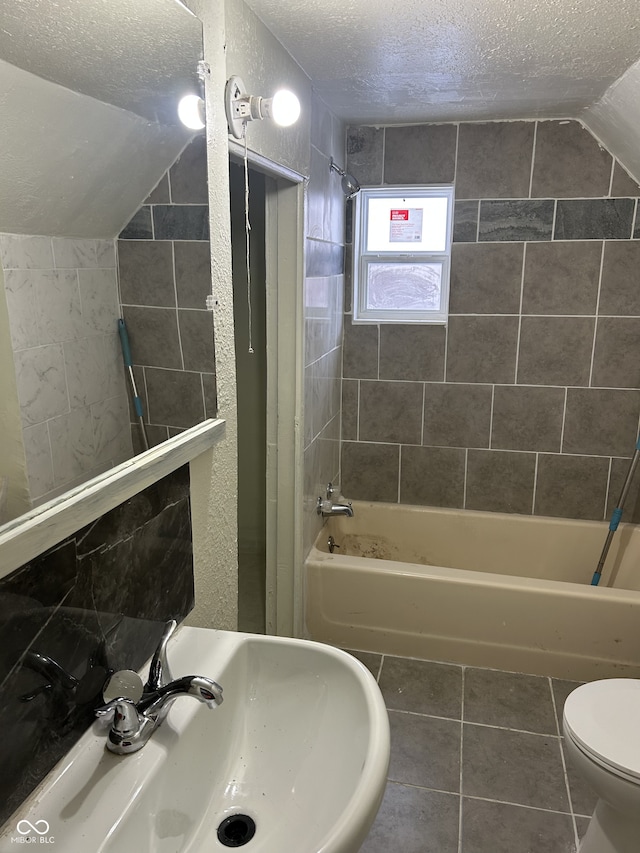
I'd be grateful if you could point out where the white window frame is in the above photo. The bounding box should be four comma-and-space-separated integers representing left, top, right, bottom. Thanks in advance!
352, 185, 455, 324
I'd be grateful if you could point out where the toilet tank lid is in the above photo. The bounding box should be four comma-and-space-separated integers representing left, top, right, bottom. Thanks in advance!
563, 678, 640, 780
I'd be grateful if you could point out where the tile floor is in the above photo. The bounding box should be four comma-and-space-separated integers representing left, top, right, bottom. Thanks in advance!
348, 651, 598, 853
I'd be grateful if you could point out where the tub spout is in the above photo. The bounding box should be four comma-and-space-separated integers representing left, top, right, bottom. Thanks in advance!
317, 497, 354, 517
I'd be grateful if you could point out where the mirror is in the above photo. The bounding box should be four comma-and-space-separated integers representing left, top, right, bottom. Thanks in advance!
0, 0, 213, 530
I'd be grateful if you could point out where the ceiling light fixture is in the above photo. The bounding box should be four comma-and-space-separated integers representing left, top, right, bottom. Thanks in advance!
225, 76, 301, 139
177, 94, 205, 130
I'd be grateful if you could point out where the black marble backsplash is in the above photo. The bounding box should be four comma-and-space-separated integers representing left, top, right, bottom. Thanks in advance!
0, 465, 194, 828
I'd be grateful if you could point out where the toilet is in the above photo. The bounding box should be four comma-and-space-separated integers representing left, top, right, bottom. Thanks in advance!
563, 678, 640, 853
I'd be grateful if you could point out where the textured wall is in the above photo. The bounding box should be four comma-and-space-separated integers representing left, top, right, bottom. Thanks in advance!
342, 119, 640, 522
0, 234, 132, 507
118, 136, 217, 451
302, 93, 346, 557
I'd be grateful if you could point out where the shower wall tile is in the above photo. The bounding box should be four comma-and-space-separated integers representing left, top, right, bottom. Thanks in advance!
3, 270, 40, 349
384, 124, 457, 184
534, 454, 610, 520
531, 121, 612, 198
466, 450, 536, 514
340, 119, 640, 522
423, 383, 492, 448
119, 206, 153, 239
554, 199, 635, 240
400, 445, 465, 508
591, 318, 640, 388
491, 386, 565, 453
51, 238, 99, 269
202, 372, 217, 418
0, 234, 54, 269
77, 269, 120, 336
341, 441, 399, 502
450, 243, 523, 314
169, 136, 208, 204
305, 239, 344, 277
22, 422, 54, 500
178, 310, 216, 372
121, 306, 182, 369
48, 406, 95, 484
456, 122, 535, 199
478, 200, 555, 242
359, 381, 423, 445
562, 388, 640, 457
379, 324, 445, 381
14, 344, 69, 425
145, 173, 170, 204
517, 317, 594, 386
607, 458, 640, 523
174, 241, 212, 309
598, 241, 640, 316
144, 367, 206, 429
446, 316, 519, 384
34, 270, 82, 344
152, 205, 210, 241
118, 241, 175, 307
522, 241, 602, 315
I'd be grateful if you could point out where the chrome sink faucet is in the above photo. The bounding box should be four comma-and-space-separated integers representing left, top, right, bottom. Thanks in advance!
95, 620, 223, 755
317, 482, 354, 517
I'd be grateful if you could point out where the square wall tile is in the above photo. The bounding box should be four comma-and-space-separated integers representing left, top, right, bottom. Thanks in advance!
121, 306, 182, 369
446, 316, 519, 384
400, 445, 466, 508
0, 234, 53, 269
145, 367, 205, 428
423, 383, 492, 448
555, 199, 634, 240
359, 381, 423, 444
522, 241, 602, 315
91, 394, 133, 465
535, 453, 609, 520
119, 206, 153, 239
384, 124, 457, 184
178, 310, 215, 372
23, 422, 54, 500
598, 242, 640, 316
611, 161, 640, 196
77, 268, 120, 336
450, 243, 523, 314
635, 201, 640, 239
563, 388, 640, 457
456, 122, 535, 199
531, 120, 612, 198
341, 379, 358, 440
35, 270, 81, 344
118, 240, 175, 307
379, 324, 445, 381
517, 316, 594, 386
478, 200, 554, 242
341, 441, 399, 501
453, 200, 479, 243
169, 135, 208, 204
144, 173, 170, 204
3, 270, 40, 349
174, 241, 212, 309
343, 320, 378, 379
491, 385, 565, 453
48, 406, 95, 486
592, 318, 640, 388
607, 457, 640, 523
346, 126, 384, 186
465, 450, 536, 514
152, 206, 209, 241
52, 238, 98, 269
14, 345, 69, 425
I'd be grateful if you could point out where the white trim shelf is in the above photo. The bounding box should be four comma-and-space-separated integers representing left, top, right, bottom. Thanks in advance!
0, 418, 225, 579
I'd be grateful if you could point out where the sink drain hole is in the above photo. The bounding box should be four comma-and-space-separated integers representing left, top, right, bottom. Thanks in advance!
217, 814, 256, 847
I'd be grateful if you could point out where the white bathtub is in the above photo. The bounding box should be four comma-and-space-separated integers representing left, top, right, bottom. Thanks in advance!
305, 501, 640, 681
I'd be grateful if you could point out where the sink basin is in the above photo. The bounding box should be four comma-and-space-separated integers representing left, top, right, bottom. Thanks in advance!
0, 627, 390, 853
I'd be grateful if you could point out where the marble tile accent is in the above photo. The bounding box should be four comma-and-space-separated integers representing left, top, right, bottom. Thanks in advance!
152, 205, 210, 241
118, 240, 175, 307
592, 317, 640, 388
22, 422, 54, 499
517, 316, 594, 386
178, 310, 216, 373
169, 136, 208, 204
346, 125, 384, 185
534, 454, 609, 520
450, 242, 523, 314
144, 367, 205, 428
121, 306, 182, 370
77, 268, 120, 335
611, 161, 640, 196
95, 240, 117, 268
14, 344, 69, 425
531, 120, 613, 198
174, 241, 212, 309
359, 381, 423, 444
48, 406, 95, 485
64, 337, 111, 408
92, 394, 133, 465
522, 240, 602, 315
343, 320, 378, 379
554, 198, 635, 240
446, 316, 519, 384
563, 388, 640, 457
379, 324, 445, 381
384, 124, 456, 184
0, 234, 53, 269
456, 122, 535, 199
423, 383, 492, 448
465, 450, 536, 514
52, 238, 99, 269
491, 385, 565, 453
399, 445, 466, 508
34, 269, 82, 344
341, 441, 399, 502
3, 270, 40, 349
598, 241, 640, 316
478, 199, 555, 242
119, 205, 153, 239
453, 200, 479, 243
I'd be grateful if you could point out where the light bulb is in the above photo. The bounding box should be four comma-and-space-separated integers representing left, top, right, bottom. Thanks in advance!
178, 95, 205, 130
269, 89, 301, 127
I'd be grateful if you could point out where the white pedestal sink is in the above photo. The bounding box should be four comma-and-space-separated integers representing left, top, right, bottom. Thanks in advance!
0, 627, 390, 853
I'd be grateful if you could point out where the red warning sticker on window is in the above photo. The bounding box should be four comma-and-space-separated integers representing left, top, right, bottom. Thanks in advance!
389, 208, 423, 241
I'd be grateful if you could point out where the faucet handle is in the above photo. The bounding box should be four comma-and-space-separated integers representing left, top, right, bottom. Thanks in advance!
145, 620, 177, 692
95, 697, 142, 736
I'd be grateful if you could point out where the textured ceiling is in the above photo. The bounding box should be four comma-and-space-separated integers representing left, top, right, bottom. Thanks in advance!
244, 0, 640, 123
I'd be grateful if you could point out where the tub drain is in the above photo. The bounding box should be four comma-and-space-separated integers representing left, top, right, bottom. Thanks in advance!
217, 814, 256, 847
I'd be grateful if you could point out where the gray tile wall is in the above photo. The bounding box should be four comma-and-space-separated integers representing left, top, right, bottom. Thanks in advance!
303, 94, 346, 556
342, 119, 640, 521
118, 136, 216, 451
0, 235, 132, 505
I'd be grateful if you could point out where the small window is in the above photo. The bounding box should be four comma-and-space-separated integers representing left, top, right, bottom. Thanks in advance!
352, 186, 454, 324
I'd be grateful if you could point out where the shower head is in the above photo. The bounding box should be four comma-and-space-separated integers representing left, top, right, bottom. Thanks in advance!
329, 157, 361, 199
